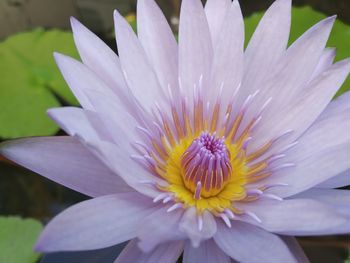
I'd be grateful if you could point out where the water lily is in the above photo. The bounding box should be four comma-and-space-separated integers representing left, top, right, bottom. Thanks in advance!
1, 0, 350, 262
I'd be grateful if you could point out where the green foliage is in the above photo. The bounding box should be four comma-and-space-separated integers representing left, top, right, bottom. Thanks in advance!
0, 28, 79, 139
0, 216, 43, 263
244, 6, 350, 97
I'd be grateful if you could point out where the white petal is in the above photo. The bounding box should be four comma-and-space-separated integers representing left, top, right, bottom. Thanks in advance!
35, 193, 157, 252
214, 220, 299, 263
205, 0, 231, 45
0, 136, 132, 197
70, 17, 134, 111
239, 0, 291, 101
309, 48, 336, 81
280, 237, 310, 263
114, 239, 183, 263
137, 0, 179, 100
317, 169, 350, 188
179, 207, 217, 247
183, 239, 230, 263
179, 0, 213, 101
137, 207, 185, 252
238, 199, 346, 235
266, 85, 350, 197
208, 1, 244, 106
114, 10, 165, 112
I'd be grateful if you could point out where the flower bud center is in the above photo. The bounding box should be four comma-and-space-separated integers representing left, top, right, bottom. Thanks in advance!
181, 132, 232, 198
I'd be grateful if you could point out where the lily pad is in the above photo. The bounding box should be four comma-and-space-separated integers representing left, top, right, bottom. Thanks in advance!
244, 6, 350, 96
0, 28, 79, 138
0, 216, 43, 263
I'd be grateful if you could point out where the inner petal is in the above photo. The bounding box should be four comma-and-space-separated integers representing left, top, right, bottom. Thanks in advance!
181, 132, 232, 197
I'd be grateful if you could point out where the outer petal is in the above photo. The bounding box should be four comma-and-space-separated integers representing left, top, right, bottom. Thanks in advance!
239, 0, 291, 101
249, 17, 339, 151
266, 88, 350, 197
114, 10, 165, 112
137, 208, 185, 252
137, 0, 179, 99
179, 207, 217, 247
35, 193, 157, 252
70, 17, 135, 113
0, 136, 131, 197
309, 48, 336, 81
205, 0, 231, 45
293, 189, 350, 217
317, 169, 350, 188
214, 220, 299, 263
208, 0, 244, 106
281, 236, 310, 263
114, 239, 183, 263
183, 239, 230, 263
238, 199, 346, 235
179, 0, 213, 101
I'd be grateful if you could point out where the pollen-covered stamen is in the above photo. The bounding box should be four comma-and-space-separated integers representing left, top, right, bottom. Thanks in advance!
181, 132, 232, 197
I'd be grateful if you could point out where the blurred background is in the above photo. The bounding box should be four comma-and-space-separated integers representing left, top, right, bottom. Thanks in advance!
0, 0, 350, 262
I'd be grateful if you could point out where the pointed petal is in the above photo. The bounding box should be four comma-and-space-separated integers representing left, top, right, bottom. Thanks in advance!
240, 0, 291, 100
179, 207, 217, 247
179, 0, 213, 101
183, 239, 230, 263
205, 0, 231, 45
70, 17, 133, 108
114, 10, 165, 112
214, 220, 299, 263
48, 107, 102, 142
35, 193, 157, 252
281, 236, 310, 263
114, 239, 183, 263
266, 85, 350, 197
238, 199, 346, 235
137, 208, 185, 252
310, 48, 336, 81
250, 57, 350, 154
0, 136, 132, 197
317, 169, 350, 188
137, 0, 179, 98
208, 0, 244, 105
293, 189, 350, 217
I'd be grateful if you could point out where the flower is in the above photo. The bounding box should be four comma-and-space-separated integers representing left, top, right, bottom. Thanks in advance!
1, 0, 350, 261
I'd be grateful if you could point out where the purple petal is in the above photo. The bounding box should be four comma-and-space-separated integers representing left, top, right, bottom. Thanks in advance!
114, 239, 183, 263
113, 10, 165, 112
208, 0, 244, 107
280, 236, 310, 263
214, 220, 299, 263
183, 239, 230, 263
179, 0, 213, 102
238, 199, 346, 235
137, 0, 179, 100
70, 17, 135, 114
35, 193, 157, 252
53, 53, 102, 110
317, 169, 350, 188
249, 16, 338, 151
179, 207, 217, 247
309, 48, 336, 81
137, 207, 185, 252
48, 107, 102, 142
205, 0, 231, 44
0, 136, 131, 197
239, 0, 291, 102
266, 87, 350, 197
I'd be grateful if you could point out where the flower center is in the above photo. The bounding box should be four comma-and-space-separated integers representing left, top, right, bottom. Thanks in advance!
181, 132, 232, 198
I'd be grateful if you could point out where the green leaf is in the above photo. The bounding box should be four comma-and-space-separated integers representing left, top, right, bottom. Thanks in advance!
0, 28, 79, 138
0, 216, 43, 263
244, 6, 350, 97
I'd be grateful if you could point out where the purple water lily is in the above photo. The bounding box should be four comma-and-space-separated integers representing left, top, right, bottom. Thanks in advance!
1, 0, 350, 262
